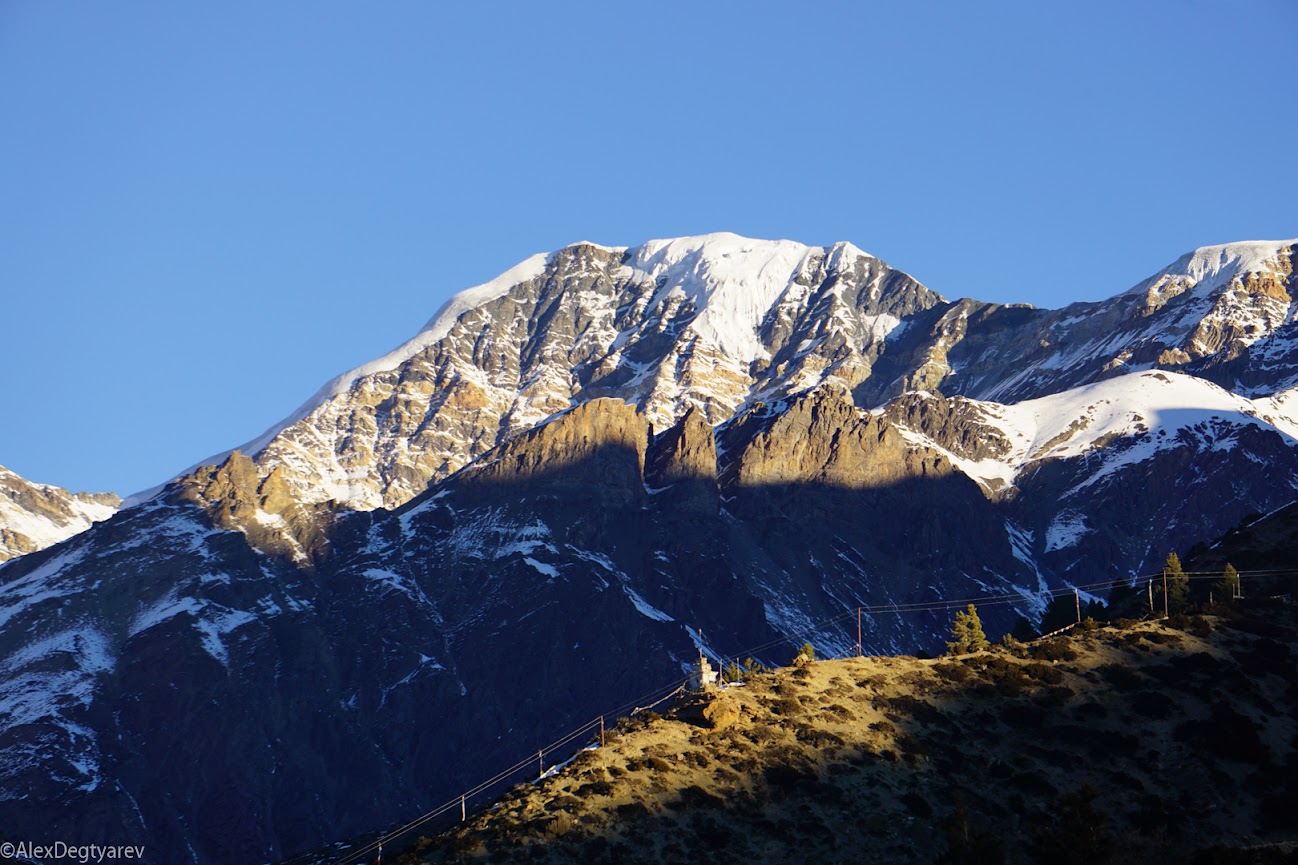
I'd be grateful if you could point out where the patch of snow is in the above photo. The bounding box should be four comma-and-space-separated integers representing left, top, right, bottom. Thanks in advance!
523, 557, 560, 579
624, 233, 859, 363
1045, 512, 1091, 552
0, 546, 89, 629
623, 586, 673, 622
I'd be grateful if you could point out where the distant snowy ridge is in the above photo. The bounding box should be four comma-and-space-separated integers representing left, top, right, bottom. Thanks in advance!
1126, 238, 1298, 303
892, 370, 1298, 496
0, 466, 118, 563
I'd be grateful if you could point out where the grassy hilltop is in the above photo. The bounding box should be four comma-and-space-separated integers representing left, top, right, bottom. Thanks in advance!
386, 602, 1298, 865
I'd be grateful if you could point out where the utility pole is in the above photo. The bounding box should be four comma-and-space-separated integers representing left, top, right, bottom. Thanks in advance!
599, 715, 605, 747
857, 607, 862, 657
1162, 567, 1169, 619
538, 750, 544, 778
461, 794, 466, 822
1074, 588, 1081, 624
1148, 579, 1154, 615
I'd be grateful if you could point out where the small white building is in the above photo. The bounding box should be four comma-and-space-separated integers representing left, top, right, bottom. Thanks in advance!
688, 652, 718, 691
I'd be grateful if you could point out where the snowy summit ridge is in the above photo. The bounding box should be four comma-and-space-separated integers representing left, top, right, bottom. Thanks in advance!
103, 231, 1298, 538
1132, 237, 1297, 296
147, 233, 1298, 518
207, 232, 928, 512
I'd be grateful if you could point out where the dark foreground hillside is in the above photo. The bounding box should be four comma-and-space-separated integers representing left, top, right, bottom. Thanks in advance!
394, 602, 1298, 865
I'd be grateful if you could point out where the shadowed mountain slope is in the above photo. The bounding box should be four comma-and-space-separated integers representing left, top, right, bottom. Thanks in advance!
397, 606, 1298, 865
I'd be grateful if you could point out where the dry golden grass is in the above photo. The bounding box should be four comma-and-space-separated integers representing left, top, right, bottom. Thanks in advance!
396, 604, 1298, 865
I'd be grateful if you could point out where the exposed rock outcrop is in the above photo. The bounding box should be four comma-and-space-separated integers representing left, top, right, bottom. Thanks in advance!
726, 384, 953, 490
174, 451, 331, 564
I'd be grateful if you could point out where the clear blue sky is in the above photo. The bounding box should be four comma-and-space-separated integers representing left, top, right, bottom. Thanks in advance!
2, 1, 1295, 495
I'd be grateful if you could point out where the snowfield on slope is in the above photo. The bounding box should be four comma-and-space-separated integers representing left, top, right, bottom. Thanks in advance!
894, 369, 1298, 493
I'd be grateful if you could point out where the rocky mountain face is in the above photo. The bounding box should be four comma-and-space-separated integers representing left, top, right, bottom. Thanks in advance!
0, 465, 118, 561
855, 239, 1298, 405
3, 233, 1298, 863
236, 235, 944, 516
232, 235, 1296, 509
178, 234, 1298, 568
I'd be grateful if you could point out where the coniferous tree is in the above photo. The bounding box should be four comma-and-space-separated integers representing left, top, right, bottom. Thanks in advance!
1213, 563, 1240, 602
1010, 615, 1039, 642
1102, 580, 1141, 620
1158, 551, 1190, 614
947, 604, 990, 655
1039, 594, 1077, 634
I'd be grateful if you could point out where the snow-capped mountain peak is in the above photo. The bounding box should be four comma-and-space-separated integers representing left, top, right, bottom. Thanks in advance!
1127, 237, 1296, 313
126, 233, 1298, 529
199, 233, 937, 513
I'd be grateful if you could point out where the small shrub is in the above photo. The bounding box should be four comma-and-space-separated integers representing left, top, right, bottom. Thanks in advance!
795, 725, 845, 748
674, 785, 725, 810
1030, 638, 1078, 662
1096, 663, 1144, 689
895, 731, 927, 756
685, 750, 711, 769
548, 794, 581, 811
627, 756, 673, 773
973, 656, 1031, 697
445, 832, 484, 855
818, 703, 855, 722
577, 780, 613, 797
934, 662, 972, 683
1024, 662, 1065, 684
616, 801, 649, 819
764, 763, 817, 788
1036, 685, 1074, 707
879, 694, 947, 725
